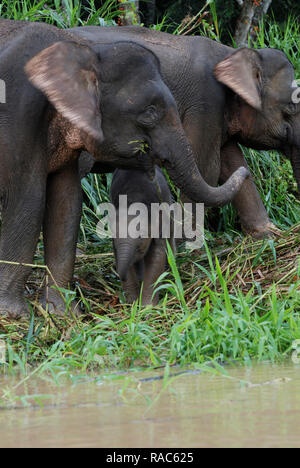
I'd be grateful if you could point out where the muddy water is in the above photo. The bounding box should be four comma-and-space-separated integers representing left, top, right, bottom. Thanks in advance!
1, 364, 300, 448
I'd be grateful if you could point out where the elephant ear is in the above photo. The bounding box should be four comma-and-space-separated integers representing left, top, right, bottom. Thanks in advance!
214, 48, 263, 110
25, 41, 103, 142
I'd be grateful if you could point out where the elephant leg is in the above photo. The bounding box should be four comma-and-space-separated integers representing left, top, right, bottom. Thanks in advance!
220, 141, 276, 238
42, 161, 82, 316
177, 113, 221, 245
0, 171, 46, 318
122, 265, 141, 303
142, 240, 168, 306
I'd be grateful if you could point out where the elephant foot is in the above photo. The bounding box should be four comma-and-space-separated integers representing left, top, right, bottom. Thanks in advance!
242, 222, 281, 240
124, 293, 139, 304
0, 294, 29, 319
41, 288, 82, 318
141, 293, 159, 306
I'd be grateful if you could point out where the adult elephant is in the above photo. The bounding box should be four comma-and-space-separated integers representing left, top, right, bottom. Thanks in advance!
72, 26, 300, 238
0, 19, 248, 317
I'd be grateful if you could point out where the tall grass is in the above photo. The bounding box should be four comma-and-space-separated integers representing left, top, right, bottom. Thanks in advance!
1, 224, 299, 379
252, 15, 300, 76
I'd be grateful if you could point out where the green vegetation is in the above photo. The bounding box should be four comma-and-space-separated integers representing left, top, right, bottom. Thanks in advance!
0, 1, 299, 387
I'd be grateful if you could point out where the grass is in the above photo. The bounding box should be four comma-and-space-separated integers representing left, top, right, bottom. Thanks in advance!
1, 222, 299, 377
252, 14, 300, 76
216, 148, 300, 233
0, 2, 299, 387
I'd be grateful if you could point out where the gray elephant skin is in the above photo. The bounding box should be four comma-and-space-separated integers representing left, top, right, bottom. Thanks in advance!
110, 167, 175, 306
72, 26, 300, 238
0, 19, 249, 317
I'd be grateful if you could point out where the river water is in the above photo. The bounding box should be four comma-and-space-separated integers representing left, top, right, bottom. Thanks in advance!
0, 363, 300, 448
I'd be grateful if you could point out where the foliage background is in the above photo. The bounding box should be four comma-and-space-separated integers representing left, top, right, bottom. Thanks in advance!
0, 0, 299, 378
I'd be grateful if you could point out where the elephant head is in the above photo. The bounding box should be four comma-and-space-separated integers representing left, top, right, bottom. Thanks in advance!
25, 39, 249, 207
215, 47, 300, 193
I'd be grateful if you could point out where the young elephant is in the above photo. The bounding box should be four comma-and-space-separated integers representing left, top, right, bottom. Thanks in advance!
72, 26, 300, 239
110, 168, 175, 305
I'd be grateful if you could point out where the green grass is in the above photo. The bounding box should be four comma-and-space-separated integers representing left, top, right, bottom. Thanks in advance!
216, 148, 300, 233
0, 2, 299, 388
252, 15, 300, 76
1, 223, 299, 378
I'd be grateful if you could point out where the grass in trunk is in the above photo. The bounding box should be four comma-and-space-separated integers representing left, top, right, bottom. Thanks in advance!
1, 221, 299, 375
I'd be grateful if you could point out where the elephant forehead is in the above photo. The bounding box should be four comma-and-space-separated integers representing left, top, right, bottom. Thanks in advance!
114, 79, 167, 108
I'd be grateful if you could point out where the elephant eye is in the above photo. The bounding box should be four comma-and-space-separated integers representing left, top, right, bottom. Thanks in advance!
137, 105, 159, 128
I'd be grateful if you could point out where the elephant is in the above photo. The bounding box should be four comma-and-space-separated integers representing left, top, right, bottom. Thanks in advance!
110, 167, 175, 306
0, 19, 249, 317
71, 26, 300, 239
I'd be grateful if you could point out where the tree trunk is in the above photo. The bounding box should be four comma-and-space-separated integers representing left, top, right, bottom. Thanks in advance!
234, 0, 272, 48
118, 0, 140, 26
139, 0, 156, 27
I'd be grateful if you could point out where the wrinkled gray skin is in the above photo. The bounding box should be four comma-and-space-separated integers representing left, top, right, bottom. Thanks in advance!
111, 167, 175, 305
0, 20, 248, 318
73, 26, 300, 238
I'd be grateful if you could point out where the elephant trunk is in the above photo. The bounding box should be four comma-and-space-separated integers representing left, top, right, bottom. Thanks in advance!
161, 129, 250, 207
115, 238, 139, 283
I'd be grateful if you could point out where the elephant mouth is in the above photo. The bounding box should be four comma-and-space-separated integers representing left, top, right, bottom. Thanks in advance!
136, 151, 156, 176
136, 148, 173, 180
